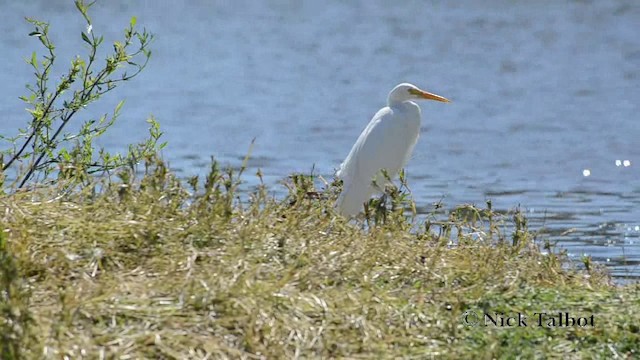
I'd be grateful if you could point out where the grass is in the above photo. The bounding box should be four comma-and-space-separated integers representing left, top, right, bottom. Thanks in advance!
1, 157, 639, 359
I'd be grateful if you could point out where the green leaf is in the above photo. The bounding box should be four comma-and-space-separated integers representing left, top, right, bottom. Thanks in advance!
30, 51, 38, 68
114, 100, 125, 115
81, 31, 92, 45
74, 0, 85, 14
60, 148, 71, 162
130, 16, 137, 28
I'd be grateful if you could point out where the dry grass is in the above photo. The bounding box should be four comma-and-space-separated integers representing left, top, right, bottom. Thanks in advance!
1, 158, 639, 359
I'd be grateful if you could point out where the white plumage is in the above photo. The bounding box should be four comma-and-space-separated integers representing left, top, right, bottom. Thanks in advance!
336, 83, 450, 217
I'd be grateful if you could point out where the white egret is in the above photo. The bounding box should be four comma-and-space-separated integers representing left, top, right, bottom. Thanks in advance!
335, 83, 450, 217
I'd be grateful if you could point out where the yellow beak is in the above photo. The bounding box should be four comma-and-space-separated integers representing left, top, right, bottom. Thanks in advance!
409, 88, 451, 103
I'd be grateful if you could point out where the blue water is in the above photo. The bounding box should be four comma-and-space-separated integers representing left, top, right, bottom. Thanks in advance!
1, 1, 639, 279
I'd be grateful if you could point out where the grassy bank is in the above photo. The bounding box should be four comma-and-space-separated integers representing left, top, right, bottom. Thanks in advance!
2, 2, 637, 358
1, 158, 638, 359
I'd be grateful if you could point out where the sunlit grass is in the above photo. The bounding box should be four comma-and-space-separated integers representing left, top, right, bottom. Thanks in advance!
2, 1, 636, 358
1, 156, 638, 359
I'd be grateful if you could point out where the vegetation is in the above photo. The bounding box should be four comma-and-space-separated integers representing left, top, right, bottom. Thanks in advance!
1, 2, 639, 359
1, 0, 160, 190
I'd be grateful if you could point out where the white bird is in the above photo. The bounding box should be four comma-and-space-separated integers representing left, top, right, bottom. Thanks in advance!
335, 83, 450, 217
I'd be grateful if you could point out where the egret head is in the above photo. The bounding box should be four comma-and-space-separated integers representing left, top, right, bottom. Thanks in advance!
387, 83, 450, 106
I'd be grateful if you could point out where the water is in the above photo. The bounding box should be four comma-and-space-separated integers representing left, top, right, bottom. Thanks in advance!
1, 1, 639, 280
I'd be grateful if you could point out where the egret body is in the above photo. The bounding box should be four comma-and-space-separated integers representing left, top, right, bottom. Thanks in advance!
335, 83, 450, 217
